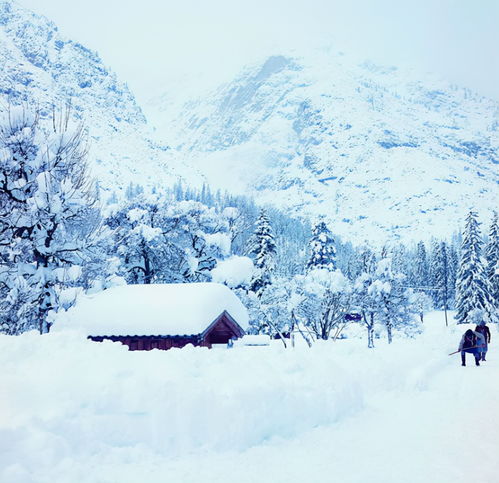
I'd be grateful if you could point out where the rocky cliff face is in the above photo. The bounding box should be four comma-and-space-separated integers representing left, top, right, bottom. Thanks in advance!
0, 0, 198, 196
158, 51, 498, 241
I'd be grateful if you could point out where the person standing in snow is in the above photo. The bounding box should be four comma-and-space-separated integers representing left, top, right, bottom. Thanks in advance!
458, 329, 481, 366
475, 321, 491, 361
474, 329, 486, 362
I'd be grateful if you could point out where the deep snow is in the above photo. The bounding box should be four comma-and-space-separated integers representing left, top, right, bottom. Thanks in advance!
1, 312, 498, 483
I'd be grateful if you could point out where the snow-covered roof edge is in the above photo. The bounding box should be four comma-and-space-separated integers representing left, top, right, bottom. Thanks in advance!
54, 282, 249, 336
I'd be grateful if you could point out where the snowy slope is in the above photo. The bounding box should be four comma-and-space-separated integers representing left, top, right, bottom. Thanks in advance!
1, 312, 499, 482
150, 52, 499, 242
2, 0, 497, 241
0, 0, 201, 195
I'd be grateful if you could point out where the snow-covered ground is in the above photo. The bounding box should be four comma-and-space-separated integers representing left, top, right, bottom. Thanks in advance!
1, 312, 498, 483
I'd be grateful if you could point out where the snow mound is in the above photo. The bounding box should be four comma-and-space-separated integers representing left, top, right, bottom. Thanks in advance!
210, 256, 255, 288
1, 312, 499, 482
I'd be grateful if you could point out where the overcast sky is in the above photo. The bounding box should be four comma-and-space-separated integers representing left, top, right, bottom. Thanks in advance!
20, 0, 499, 103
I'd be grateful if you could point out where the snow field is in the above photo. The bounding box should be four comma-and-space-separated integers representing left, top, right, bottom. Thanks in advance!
1, 312, 498, 482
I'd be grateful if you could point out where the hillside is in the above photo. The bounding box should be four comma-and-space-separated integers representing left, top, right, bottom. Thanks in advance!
0, 0, 200, 196
151, 51, 498, 242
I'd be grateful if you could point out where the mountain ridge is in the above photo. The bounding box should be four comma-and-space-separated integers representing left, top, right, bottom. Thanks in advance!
1, 1, 497, 243
0, 0, 201, 195
149, 50, 498, 242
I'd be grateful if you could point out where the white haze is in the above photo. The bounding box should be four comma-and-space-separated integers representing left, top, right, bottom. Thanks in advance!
19, 0, 499, 104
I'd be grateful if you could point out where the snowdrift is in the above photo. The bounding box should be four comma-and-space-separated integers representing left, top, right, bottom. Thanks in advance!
1, 312, 499, 483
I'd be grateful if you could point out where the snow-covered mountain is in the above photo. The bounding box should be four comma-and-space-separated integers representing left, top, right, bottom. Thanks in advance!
2, 0, 497, 242
151, 52, 498, 242
0, 0, 199, 196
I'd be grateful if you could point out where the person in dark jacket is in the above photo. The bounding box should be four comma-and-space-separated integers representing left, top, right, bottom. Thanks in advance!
475, 320, 491, 361
458, 329, 481, 366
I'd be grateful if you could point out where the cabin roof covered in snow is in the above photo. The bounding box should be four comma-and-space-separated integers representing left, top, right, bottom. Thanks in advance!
55, 283, 249, 336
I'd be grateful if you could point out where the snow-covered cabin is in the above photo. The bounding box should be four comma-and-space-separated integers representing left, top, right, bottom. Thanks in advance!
56, 283, 249, 351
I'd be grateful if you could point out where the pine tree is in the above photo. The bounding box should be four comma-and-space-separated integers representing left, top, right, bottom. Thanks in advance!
414, 241, 430, 290
485, 211, 499, 310
428, 239, 440, 306
247, 209, 277, 295
433, 241, 451, 325
358, 246, 377, 275
306, 220, 336, 272
447, 244, 459, 308
455, 211, 493, 324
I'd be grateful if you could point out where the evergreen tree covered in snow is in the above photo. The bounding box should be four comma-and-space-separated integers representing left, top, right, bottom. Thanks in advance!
414, 241, 430, 289
433, 241, 451, 315
0, 106, 96, 334
306, 220, 336, 272
428, 239, 440, 306
447, 244, 459, 308
247, 209, 277, 295
455, 211, 493, 324
485, 211, 499, 309
358, 246, 377, 276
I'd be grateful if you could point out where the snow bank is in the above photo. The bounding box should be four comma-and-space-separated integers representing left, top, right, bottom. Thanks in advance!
1, 330, 364, 480
2, 312, 499, 483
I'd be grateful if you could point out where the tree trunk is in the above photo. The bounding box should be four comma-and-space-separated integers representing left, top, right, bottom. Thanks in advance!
386, 322, 393, 344
143, 246, 152, 284
367, 325, 374, 348
367, 313, 375, 349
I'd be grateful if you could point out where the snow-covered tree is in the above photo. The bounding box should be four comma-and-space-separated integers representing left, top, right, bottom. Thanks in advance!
409, 291, 433, 323
485, 211, 499, 310
107, 198, 231, 284
428, 239, 440, 305
391, 243, 409, 282
369, 256, 414, 343
455, 211, 493, 324
433, 241, 451, 324
358, 246, 377, 276
247, 209, 277, 295
105, 196, 167, 284
240, 278, 294, 340
447, 244, 459, 308
294, 268, 352, 340
306, 220, 336, 272
414, 241, 430, 290
165, 200, 230, 282
353, 271, 378, 348
0, 105, 97, 334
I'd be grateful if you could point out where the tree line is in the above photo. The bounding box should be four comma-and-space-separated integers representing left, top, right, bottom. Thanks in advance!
1, 106, 497, 342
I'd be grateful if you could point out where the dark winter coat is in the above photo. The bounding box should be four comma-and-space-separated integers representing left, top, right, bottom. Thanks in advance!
474, 331, 486, 352
459, 330, 477, 353
475, 323, 491, 346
